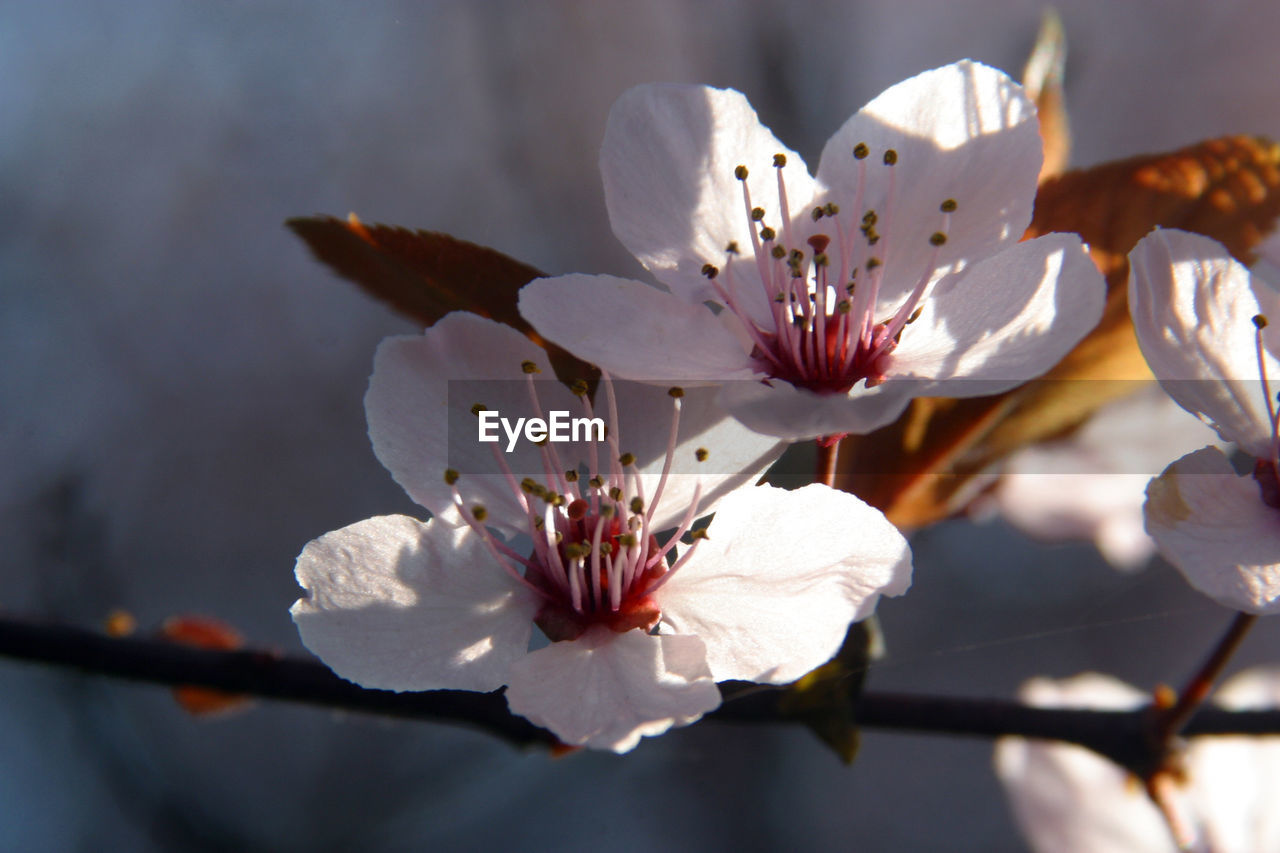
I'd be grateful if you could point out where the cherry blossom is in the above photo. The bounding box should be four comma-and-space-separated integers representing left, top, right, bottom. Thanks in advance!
1129, 228, 1280, 613
519, 60, 1105, 441
990, 386, 1222, 570
995, 669, 1280, 853
291, 313, 913, 751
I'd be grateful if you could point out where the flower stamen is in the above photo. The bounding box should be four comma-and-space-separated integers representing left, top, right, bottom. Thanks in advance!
449, 372, 713, 641
721, 143, 960, 396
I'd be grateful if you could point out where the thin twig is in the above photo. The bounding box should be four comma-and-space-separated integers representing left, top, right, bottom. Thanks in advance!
1153, 610, 1258, 746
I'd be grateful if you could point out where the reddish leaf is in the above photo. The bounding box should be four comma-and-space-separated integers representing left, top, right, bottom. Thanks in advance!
838, 136, 1280, 528
288, 214, 595, 384
288, 214, 542, 329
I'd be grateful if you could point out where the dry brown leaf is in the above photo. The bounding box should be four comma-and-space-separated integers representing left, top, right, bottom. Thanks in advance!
1023, 9, 1071, 183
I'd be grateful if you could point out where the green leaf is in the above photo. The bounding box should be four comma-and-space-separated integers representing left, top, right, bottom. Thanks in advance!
777, 619, 877, 764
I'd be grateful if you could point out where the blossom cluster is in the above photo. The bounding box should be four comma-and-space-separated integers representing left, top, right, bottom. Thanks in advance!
291, 59, 1111, 751
286, 49, 1280, 851
279, 52, 1280, 802
287, 60, 1108, 750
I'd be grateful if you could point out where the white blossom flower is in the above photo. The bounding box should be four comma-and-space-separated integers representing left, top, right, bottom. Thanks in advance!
991, 386, 1222, 570
1129, 228, 1280, 613
291, 312, 912, 751
519, 60, 1105, 441
995, 669, 1280, 853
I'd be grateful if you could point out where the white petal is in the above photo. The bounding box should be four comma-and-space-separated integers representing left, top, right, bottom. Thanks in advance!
504, 627, 720, 752
291, 515, 539, 693
1000, 670, 1280, 853
994, 674, 1176, 853
605, 381, 784, 531
994, 386, 1223, 570
997, 472, 1156, 569
817, 60, 1042, 308
518, 274, 756, 383
1186, 668, 1280, 853
1202, 663, 1280, 837
717, 377, 914, 440
1216, 666, 1280, 708
365, 313, 581, 536
1144, 447, 1280, 613
1128, 228, 1280, 457
601, 84, 817, 314
890, 233, 1104, 396
656, 483, 911, 683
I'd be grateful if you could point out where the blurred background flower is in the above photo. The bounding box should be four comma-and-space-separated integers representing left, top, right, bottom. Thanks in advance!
4, 1, 1280, 849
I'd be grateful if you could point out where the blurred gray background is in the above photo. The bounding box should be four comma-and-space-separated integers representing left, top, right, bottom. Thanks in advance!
4, 1, 1280, 850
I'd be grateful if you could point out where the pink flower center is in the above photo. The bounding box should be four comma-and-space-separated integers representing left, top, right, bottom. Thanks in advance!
448, 370, 708, 644
702, 146, 955, 396
525, 505, 667, 642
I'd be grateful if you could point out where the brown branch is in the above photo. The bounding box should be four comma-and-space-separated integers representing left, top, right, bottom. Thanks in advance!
1, 614, 1277, 763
